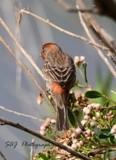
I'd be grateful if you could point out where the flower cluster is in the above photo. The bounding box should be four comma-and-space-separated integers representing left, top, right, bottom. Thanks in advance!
39, 118, 56, 136
111, 124, 116, 139
74, 56, 86, 67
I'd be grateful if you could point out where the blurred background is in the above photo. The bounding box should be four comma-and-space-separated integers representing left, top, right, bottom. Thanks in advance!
0, 0, 116, 159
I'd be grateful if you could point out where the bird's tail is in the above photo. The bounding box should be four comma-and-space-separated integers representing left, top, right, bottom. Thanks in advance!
56, 105, 69, 130
54, 92, 69, 131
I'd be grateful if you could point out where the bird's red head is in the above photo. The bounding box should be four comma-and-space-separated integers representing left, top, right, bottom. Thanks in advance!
40, 43, 61, 60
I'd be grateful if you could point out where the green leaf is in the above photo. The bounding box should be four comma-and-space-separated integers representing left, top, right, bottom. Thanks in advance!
110, 135, 116, 144
36, 153, 48, 160
94, 127, 101, 137
99, 129, 112, 139
85, 90, 102, 98
104, 149, 110, 160
104, 150, 116, 160
68, 108, 77, 128
46, 130, 55, 139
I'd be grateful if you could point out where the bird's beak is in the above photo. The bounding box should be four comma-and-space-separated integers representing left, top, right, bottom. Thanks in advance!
40, 48, 46, 60
39, 49, 44, 57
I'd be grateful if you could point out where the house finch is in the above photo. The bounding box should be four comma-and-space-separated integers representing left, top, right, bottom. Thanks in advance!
40, 43, 76, 130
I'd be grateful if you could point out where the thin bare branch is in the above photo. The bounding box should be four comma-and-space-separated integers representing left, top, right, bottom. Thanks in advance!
76, 0, 116, 55
55, 0, 99, 14
101, 106, 116, 110
0, 151, 7, 160
20, 9, 109, 52
88, 146, 116, 157
54, 0, 116, 22
15, 7, 22, 89
0, 35, 51, 106
0, 18, 44, 80
0, 105, 43, 122
54, 0, 77, 12
76, 1, 116, 77
0, 118, 90, 160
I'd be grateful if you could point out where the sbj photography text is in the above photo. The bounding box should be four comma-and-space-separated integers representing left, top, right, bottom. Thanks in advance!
5, 141, 51, 149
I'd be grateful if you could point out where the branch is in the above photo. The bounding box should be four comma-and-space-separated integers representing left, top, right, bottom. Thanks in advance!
19, 9, 109, 52
76, 0, 116, 77
76, 0, 116, 55
0, 18, 44, 79
76, 3, 116, 77
54, 0, 77, 12
0, 35, 51, 106
14, 7, 22, 89
54, 0, 116, 65
0, 35, 42, 91
55, 0, 98, 14
0, 118, 90, 160
55, 0, 116, 22
0, 151, 7, 160
88, 144, 116, 157
0, 106, 43, 122
101, 106, 116, 110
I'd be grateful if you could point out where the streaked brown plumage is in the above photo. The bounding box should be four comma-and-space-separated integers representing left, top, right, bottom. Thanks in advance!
40, 43, 76, 130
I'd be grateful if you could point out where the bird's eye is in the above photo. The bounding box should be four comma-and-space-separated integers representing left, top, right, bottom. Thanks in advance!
42, 48, 46, 52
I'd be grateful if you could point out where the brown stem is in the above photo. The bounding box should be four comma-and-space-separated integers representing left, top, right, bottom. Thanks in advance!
0, 151, 7, 160
0, 118, 90, 160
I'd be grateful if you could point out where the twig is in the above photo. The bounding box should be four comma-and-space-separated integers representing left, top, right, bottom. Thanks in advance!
0, 151, 7, 160
19, 9, 109, 52
55, 0, 116, 22
0, 105, 43, 122
0, 35, 51, 106
88, 145, 116, 156
15, 7, 22, 89
76, 2, 116, 78
54, 0, 116, 68
54, 0, 77, 12
0, 118, 90, 160
55, 0, 100, 14
101, 106, 116, 110
76, 0, 116, 55
111, 90, 116, 95
0, 18, 44, 80
102, 94, 116, 104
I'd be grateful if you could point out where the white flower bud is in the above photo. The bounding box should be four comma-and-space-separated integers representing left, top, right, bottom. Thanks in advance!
92, 117, 97, 121
71, 144, 77, 150
74, 56, 80, 65
111, 124, 116, 135
81, 119, 87, 126
50, 119, 56, 124
80, 56, 85, 62
40, 126, 46, 131
76, 142, 81, 148
94, 103, 101, 110
72, 139, 78, 144
96, 112, 101, 118
39, 130, 45, 136
83, 107, 91, 114
86, 129, 91, 136
84, 115, 90, 120
71, 132, 77, 138
90, 121, 96, 126
79, 140, 83, 146
75, 127, 82, 135
87, 104, 93, 110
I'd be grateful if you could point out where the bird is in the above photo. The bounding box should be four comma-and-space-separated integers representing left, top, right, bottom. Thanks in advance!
40, 43, 76, 130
